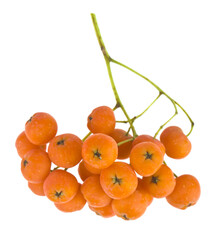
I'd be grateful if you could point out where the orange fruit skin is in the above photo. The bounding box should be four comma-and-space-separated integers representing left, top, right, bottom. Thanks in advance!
21, 149, 51, 183
48, 133, 82, 168
89, 202, 115, 218
78, 161, 96, 182
130, 142, 164, 177
25, 112, 57, 145
87, 106, 116, 135
132, 134, 165, 154
109, 129, 133, 159
81, 175, 111, 208
111, 179, 153, 220
166, 174, 201, 210
15, 131, 46, 158
54, 184, 86, 212
160, 126, 191, 159
43, 170, 79, 203
28, 182, 45, 196
82, 133, 118, 169
100, 162, 138, 199
141, 164, 176, 198
83, 161, 101, 174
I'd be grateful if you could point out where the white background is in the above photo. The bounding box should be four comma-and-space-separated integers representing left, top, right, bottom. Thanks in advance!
0, 0, 216, 239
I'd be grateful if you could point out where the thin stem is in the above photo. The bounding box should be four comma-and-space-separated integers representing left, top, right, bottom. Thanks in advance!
154, 111, 178, 139
135, 92, 162, 119
174, 100, 194, 136
117, 138, 134, 146
91, 13, 137, 138
51, 166, 59, 172
82, 132, 91, 142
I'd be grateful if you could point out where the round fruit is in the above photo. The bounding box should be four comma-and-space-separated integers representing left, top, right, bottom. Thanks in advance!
43, 170, 79, 203
100, 162, 138, 199
89, 202, 115, 218
160, 126, 191, 159
141, 164, 176, 198
132, 134, 165, 154
54, 184, 86, 212
21, 149, 51, 183
25, 112, 58, 145
130, 142, 164, 177
78, 161, 95, 182
109, 129, 133, 159
111, 179, 153, 220
15, 131, 46, 158
87, 106, 116, 134
82, 133, 118, 169
166, 174, 201, 209
28, 182, 45, 196
48, 133, 82, 168
81, 175, 111, 208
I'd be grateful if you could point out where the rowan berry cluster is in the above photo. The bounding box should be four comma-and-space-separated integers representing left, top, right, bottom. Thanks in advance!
16, 108, 200, 220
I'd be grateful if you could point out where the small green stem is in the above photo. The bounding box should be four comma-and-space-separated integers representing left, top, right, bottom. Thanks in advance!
82, 132, 91, 142
117, 138, 134, 146
51, 166, 59, 172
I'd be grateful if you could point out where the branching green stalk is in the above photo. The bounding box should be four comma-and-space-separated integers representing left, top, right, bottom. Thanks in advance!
91, 13, 194, 138
91, 13, 137, 138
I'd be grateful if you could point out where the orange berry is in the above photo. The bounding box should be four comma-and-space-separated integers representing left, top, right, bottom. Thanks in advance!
78, 161, 95, 182
54, 184, 86, 212
25, 112, 57, 145
109, 129, 133, 159
111, 179, 153, 220
89, 202, 115, 218
81, 175, 111, 208
83, 161, 101, 174
160, 126, 191, 159
130, 142, 164, 177
132, 134, 165, 154
43, 170, 79, 203
21, 149, 51, 183
141, 164, 176, 198
48, 133, 82, 168
28, 182, 45, 196
15, 131, 46, 158
166, 174, 201, 210
82, 133, 118, 169
87, 106, 115, 134
100, 162, 138, 199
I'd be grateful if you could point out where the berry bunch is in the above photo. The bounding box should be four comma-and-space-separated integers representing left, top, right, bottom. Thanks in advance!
15, 14, 201, 220
16, 107, 200, 220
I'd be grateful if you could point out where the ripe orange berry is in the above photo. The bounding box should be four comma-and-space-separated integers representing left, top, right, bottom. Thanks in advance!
89, 202, 115, 218
28, 182, 45, 196
130, 142, 164, 177
83, 161, 101, 174
132, 134, 165, 154
87, 106, 116, 134
25, 112, 58, 145
43, 170, 79, 203
78, 161, 95, 182
21, 149, 51, 183
82, 133, 118, 170
48, 133, 82, 168
111, 179, 153, 220
54, 184, 86, 212
166, 174, 201, 210
141, 164, 176, 198
100, 162, 138, 199
81, 175, 111, 208
15, 131, 46, 158
160, 126, 191, 159
109, 129, 133, 159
